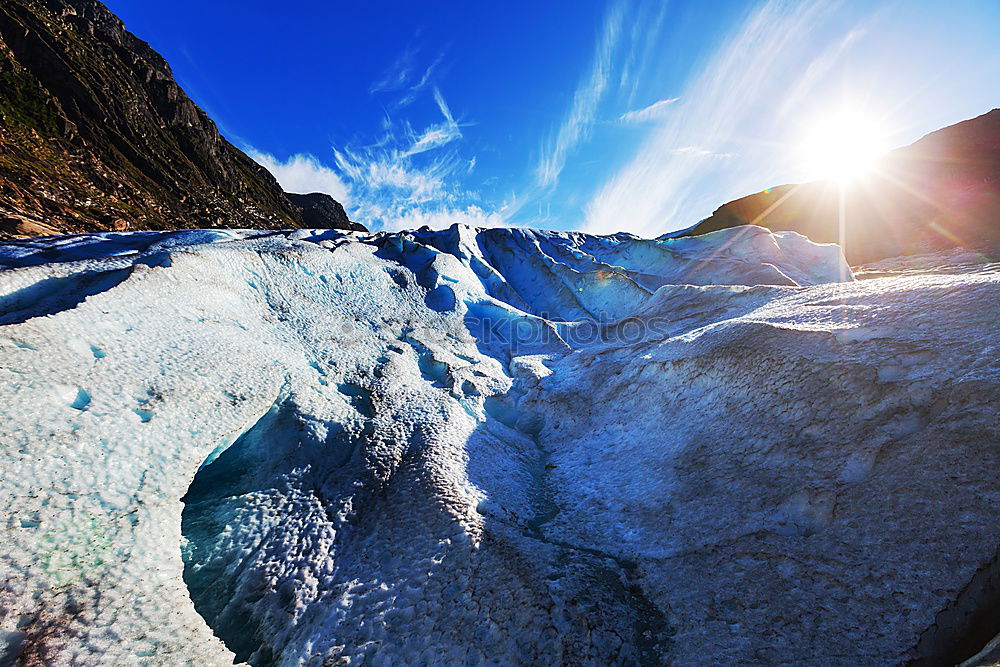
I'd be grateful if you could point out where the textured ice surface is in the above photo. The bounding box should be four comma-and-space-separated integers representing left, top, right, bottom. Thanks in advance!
0, 225, 996, 666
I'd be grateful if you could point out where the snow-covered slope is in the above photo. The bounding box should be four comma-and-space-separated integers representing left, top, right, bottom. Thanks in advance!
0, 225, 996, 666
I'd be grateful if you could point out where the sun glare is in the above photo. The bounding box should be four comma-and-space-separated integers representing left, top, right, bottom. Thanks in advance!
800, 111, 889, 183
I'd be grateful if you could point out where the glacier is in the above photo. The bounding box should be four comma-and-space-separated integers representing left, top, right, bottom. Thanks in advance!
0, 224, 997, 666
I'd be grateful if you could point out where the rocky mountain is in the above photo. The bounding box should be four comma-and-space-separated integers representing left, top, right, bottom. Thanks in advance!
671, 109, 1000, 264
0, 0, 362, 237
286, 192, 367, 232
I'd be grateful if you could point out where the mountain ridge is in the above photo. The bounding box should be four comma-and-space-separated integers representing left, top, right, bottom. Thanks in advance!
0, 0, 364, 237
286, 192, 367, 233
669, 109, 1000, 264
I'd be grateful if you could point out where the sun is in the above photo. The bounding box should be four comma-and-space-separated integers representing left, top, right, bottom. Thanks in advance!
800, 110, 889, 183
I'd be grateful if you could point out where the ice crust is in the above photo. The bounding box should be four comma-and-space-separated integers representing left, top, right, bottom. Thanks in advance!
0, 225, 996, 665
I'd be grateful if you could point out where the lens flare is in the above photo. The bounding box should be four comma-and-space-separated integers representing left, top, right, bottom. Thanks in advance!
800, 110, 888, 183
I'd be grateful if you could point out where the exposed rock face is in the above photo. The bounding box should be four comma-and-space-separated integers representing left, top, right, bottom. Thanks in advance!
672, 109, 1000, 264
0, 0, 304, 235
286, 192, 367, 232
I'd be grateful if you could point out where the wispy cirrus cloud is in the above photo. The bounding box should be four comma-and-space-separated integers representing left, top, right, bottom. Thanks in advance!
535, 0, 626, 188
583, 0, 847, 236
618, 2, 668, 106
337, 142, 509, 231
369, 44, 418, 94
395, 52, 445, 109
249, 36, 508, 234
370, 41, 446, 110
334, 143, 453, 205
334, 138, 509, 231
403, 87, 463, 156
252, 137, 507, 232
619, 97, 680, 123
249, 84, 505, 232
774, 19, 876, 122
327, 84, 507, 230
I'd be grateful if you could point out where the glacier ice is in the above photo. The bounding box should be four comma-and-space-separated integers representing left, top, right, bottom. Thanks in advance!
0, 224, 997, 665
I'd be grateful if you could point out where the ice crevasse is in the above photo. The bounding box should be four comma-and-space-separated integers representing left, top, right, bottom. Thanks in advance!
0, 223, 997, 666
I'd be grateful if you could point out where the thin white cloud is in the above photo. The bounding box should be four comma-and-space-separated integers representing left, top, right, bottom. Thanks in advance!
403, 125, 462, 156
247, 150, 351, 204
433, 87, 455, 125
619, 3, 668, 106
536, 0, 626, 188
619, 97, 680, 123
583, 0, 843, 236
371, 42, 446, 110
403, 87, 463, 156
330, 104, 505, 232
333, 88, 468, 207
261, 51, 505, 233
370, 44, 418, 93
671, 146, 734, 158
334, 146, 450, 204
775, 19, 875, 122
248, 133, 496, 233
394, 52, 445, 108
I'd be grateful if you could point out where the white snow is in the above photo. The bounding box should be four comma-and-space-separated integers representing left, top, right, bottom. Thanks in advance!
0, 224, 996, 665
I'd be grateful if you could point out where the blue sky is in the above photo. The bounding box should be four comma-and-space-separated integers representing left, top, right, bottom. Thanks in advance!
105, 0, 999, 235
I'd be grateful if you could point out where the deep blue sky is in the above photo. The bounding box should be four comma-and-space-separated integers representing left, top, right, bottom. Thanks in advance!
105, 0, 999, 234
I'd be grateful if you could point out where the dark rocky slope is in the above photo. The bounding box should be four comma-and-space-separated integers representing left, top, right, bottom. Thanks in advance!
286, 192, 366, 232
0, 0, 364, 237
671, 109, 1000, 264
